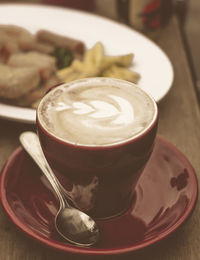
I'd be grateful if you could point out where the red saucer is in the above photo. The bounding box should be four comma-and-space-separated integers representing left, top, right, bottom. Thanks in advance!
0, 136, 198, 256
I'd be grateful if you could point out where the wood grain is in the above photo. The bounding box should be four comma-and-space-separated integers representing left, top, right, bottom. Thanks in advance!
0, 16, 199, 260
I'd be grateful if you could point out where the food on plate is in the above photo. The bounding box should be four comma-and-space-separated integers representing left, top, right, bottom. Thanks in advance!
0, 64, 40, 99
57, 42, 140, 84
0, 25, 140, 109
0, 24, 85, 107
8, 51, 57, 80
102, 65, 140, 83
0, 24, 54, 60
17, 74, 59, 108
52, 47, 73, 69
36, 30, 85, 55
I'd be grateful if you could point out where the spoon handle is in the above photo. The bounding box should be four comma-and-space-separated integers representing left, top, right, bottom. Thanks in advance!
19, 131, 67, 208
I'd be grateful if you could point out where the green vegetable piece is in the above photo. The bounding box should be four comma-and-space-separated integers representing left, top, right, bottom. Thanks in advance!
52, 47, 73, 69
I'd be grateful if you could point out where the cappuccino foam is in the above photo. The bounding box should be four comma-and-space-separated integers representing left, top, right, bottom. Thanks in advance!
38, 78, 156, 146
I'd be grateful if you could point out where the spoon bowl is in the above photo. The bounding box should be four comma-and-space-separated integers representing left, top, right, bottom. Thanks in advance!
19, 131, 100, 247
56, 207, 99, 246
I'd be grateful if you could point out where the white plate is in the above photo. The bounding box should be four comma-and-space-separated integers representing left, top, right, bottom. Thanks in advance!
0, 4, 174, 124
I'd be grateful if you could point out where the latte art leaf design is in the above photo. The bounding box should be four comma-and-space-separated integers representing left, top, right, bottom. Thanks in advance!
73, 102, 95, 115
57, 94, 135, 130
39, 81, 155, 146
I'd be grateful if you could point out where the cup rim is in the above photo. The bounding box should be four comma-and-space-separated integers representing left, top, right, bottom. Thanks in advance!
37, 77, 158, 149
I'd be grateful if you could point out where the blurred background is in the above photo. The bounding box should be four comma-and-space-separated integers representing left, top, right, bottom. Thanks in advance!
185, 0, 200, 91
0, 0, 199, 91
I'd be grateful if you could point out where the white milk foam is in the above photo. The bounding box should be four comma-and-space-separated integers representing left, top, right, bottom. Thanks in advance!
38, 79, 156, 146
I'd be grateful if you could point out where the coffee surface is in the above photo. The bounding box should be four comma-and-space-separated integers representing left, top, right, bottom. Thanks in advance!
38, 80, 155, 146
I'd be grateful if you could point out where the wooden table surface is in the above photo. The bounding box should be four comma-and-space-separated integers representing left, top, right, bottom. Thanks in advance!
0, 15, 199, 260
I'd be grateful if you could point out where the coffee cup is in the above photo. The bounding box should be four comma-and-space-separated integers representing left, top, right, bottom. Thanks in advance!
37, 77, 158, 219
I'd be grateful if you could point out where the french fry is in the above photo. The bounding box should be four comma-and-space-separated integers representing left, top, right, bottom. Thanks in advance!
62, 71, 81, 83
71, 59, 85, 71
92, 42, 104, 65
102, 65, 140, 83
77, 67, 102, 80
103, 53, 134, 67
84, 49, 94, 65
56, 42, 139, 86
83, 42, 104, 67
56, 66, 74, 80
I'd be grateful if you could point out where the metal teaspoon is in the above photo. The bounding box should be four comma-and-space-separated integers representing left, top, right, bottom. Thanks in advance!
19, 131, 99, 247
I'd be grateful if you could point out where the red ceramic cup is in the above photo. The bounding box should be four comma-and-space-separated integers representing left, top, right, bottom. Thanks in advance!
37, 78, 158, 219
